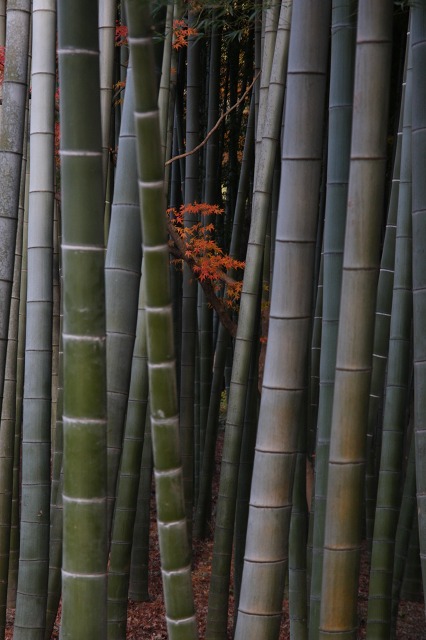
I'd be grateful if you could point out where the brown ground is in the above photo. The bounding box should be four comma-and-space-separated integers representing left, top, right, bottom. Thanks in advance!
5, 429, 426, 638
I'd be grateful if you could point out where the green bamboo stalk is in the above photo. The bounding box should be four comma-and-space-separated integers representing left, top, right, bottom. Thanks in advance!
0, 0, 31, 420
289, 419, 309, 640
0, 0, 5, 125
366, 31, 412, 638
391, 430, 416, 636
107, 268, 149, 640
233, 332, 259, 613
8, 136, 30, 609
234, 3, 330, 637
257, 0, 281, 142
206, 4, 292, 634
45, 469, 62, 640
411, 0, 426, 602
99, 0, 116, 188
198, 21, 222, 488
0, 1, 5, 44
163, 1, 183, 190
50, 202, 61, 449
319, 3, 393, 637
105, 61, 142, 535
308, 256, 323, 458
45, 331, 64, 640
180, 8, 202, 530
364, 108, 401, 550
14, 2, 56, 636
308, 3, 356, 635
158, 0, 174, 158
57, 0, 108, 637
399, 510, 423, 602
128, 412, 152, 602
0, 117, 26, 639
125, 1, 198, 636
194, 95, 255, 540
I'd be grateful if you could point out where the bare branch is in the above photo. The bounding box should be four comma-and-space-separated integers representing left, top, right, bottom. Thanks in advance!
165, 72, 260, 167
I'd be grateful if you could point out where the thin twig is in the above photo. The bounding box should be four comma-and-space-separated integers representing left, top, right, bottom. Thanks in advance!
165, 71, 260, 167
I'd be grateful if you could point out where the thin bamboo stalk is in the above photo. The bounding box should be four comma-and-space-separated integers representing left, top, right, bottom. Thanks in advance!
125, 1, 198, 636
366, 31, 412, 638
14, 2, 56, 636
0, 0, 31, 421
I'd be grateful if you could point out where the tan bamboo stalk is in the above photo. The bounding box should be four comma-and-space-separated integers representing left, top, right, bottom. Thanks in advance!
234, 2, 330, 637
206, 3, 292, 635
319, 3, 393, 637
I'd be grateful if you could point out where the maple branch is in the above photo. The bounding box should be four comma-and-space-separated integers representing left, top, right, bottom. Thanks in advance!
168, 220, 238, 338
165, 71, 260, 167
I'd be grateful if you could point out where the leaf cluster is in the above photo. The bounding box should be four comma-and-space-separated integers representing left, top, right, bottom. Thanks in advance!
168, 202, 245, 308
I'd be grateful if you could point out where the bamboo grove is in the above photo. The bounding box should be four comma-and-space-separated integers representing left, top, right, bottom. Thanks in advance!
0, 0, 424, 638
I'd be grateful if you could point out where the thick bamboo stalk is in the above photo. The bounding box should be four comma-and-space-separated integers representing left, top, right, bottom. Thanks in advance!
0, 0, 31, 421
57, 0, 108, 636
319, 3, 393, 637
234, 3, 330, 638
308, 2, 356, 635
206, 4, 292, 635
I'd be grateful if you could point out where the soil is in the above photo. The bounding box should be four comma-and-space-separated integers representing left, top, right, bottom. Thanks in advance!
5, 428, 426, 638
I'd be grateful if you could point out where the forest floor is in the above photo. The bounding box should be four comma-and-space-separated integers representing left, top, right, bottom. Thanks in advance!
4, 425, 426, 638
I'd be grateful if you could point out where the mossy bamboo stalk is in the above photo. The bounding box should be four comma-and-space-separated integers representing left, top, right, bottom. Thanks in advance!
319, 3, 393, 636
57, 1, 108, 636
125, 1, 198, 636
